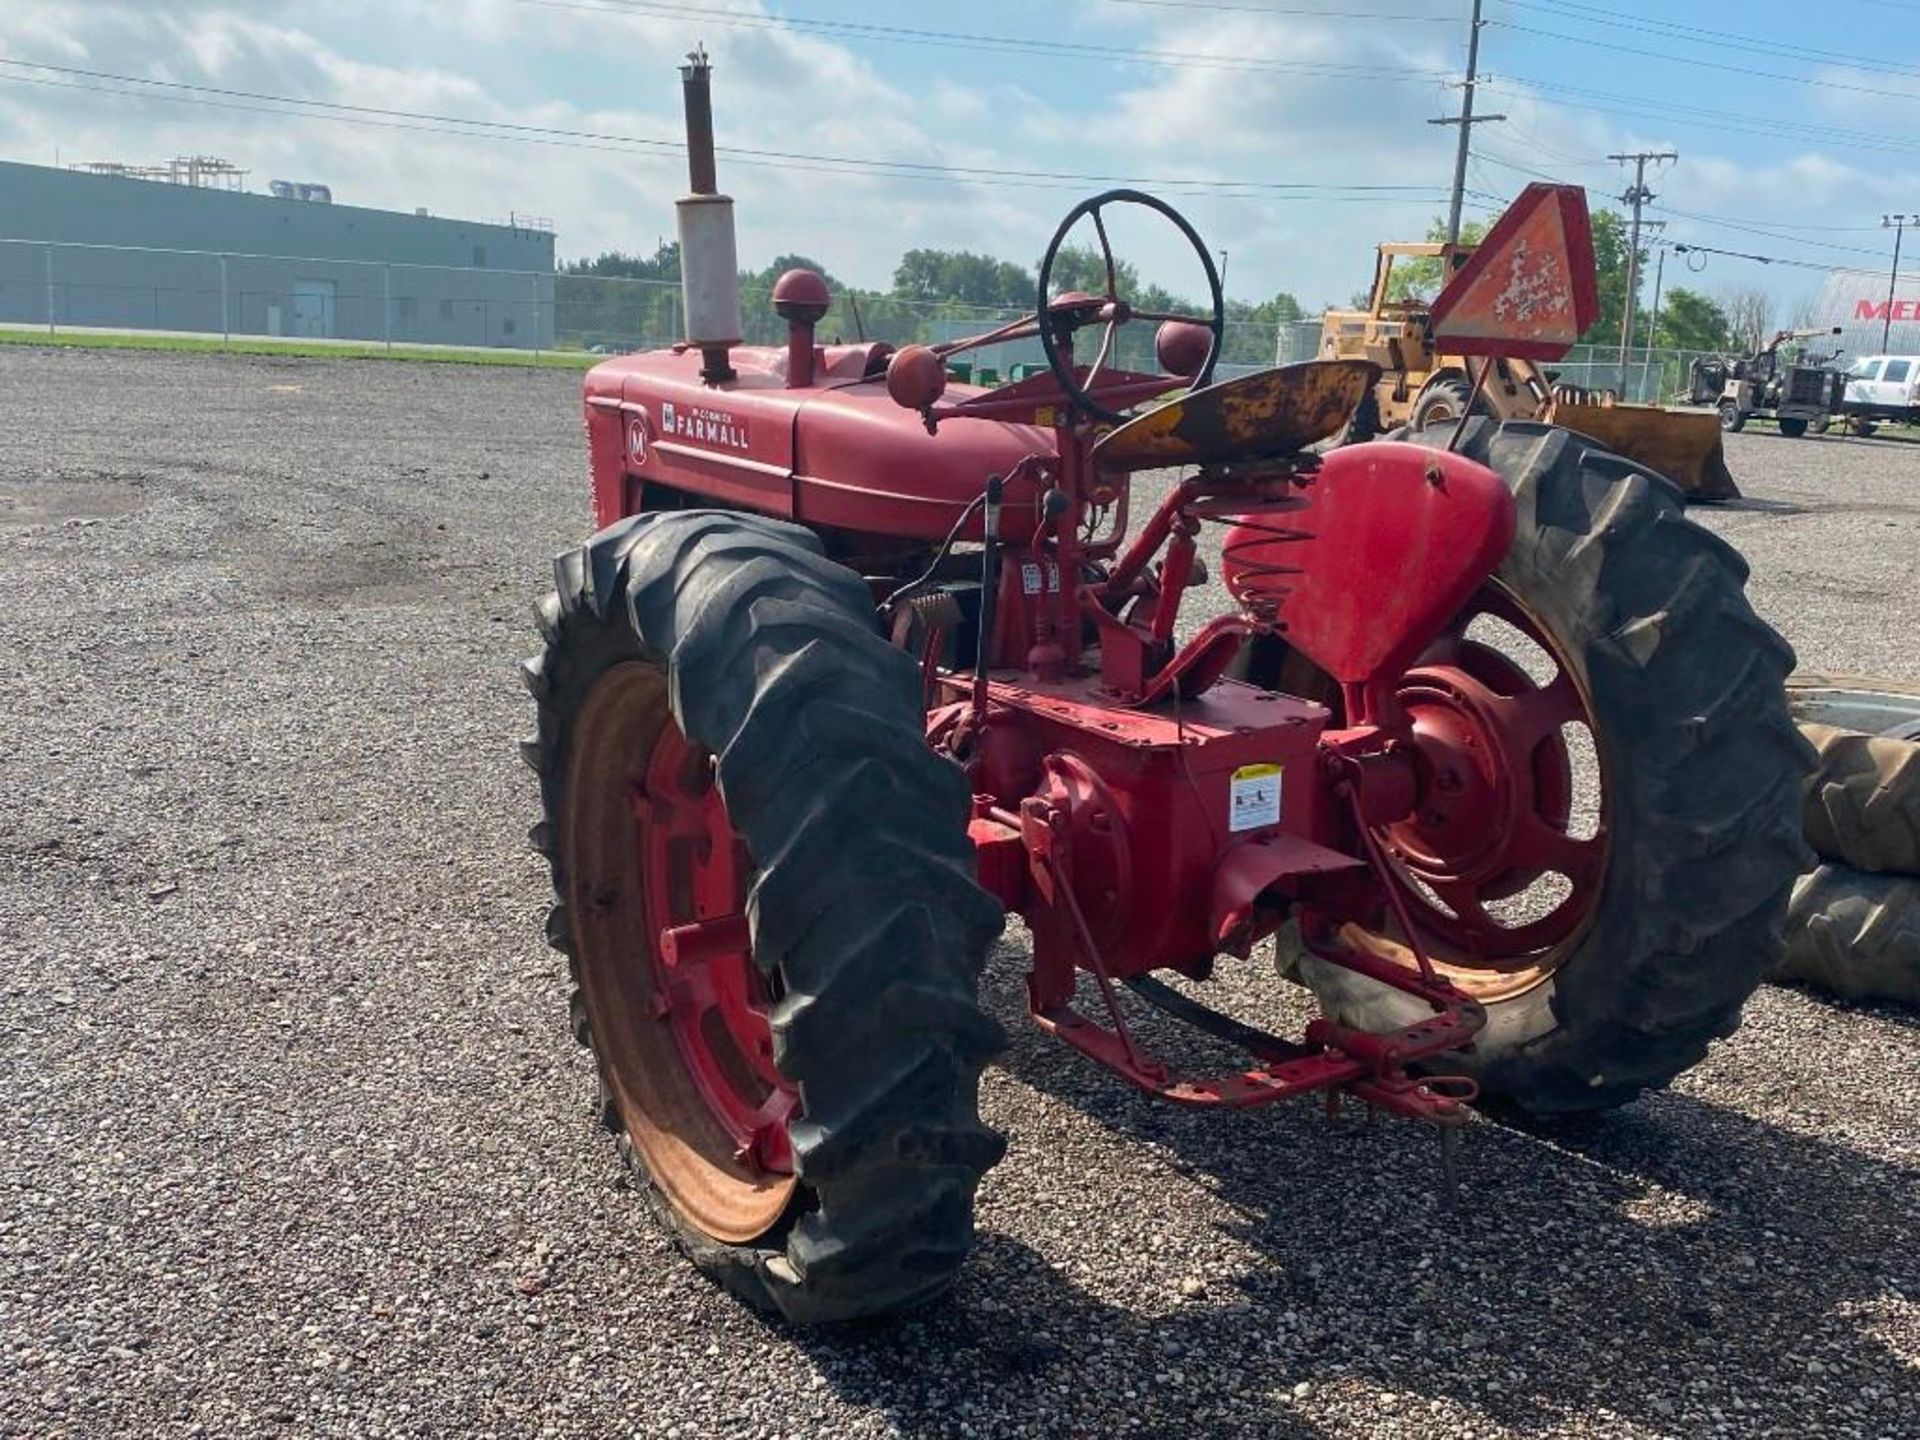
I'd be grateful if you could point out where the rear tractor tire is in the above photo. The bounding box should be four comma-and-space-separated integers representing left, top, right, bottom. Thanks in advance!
523, 511, 1006, 1322
1299, 420, 1811, 1113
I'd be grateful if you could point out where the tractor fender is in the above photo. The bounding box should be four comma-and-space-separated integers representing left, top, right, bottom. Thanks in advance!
1223, 441, 1515, 690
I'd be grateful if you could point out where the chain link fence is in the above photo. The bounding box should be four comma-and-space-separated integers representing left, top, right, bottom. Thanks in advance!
1539, 346, 1726, 407
555, 274, 1299, 374
1, 239, 555, 350
0, 237, 1741, 405
3, 238, 1302, 368
1268, 319, 1726, 407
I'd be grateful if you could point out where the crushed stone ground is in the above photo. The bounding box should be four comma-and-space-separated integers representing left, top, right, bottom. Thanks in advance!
2, 347, 1917, 1439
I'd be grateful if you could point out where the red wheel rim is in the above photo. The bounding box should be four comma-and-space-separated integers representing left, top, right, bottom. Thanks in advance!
1376, 584, 1612, 1000
634, 718, 798, 1177
564, 663, 797, 1244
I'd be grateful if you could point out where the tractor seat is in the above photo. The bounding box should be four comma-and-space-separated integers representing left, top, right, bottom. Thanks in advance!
1093, 360, 1382, 472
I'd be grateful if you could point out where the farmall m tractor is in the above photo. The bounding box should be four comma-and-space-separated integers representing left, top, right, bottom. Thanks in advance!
523, 56, 1808, 1322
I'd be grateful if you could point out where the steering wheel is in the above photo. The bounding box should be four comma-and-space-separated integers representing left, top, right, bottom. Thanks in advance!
1036, 189, 1225, 425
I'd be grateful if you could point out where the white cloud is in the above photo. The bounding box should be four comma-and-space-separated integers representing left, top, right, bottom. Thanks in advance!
0, 0, 1894, 317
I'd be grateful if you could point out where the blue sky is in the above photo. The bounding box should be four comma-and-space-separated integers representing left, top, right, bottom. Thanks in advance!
3, 0, 1917, 323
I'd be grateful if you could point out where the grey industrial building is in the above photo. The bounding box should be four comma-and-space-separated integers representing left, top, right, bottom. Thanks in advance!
0, 159, 555, 348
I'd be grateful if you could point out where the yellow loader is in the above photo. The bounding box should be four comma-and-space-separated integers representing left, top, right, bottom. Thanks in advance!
1322, 241, 1739, 501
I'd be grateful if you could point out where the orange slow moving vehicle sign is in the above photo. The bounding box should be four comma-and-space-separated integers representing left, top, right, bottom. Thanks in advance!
1428, 183, 1599, 361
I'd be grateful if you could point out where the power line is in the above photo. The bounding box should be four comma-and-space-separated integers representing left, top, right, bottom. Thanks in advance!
1637, 207, 1883, 235
1475, 150, 1894, 271
1493, 20, 1920, 104
0, 57, 1502, 210
1489, 74, 1920, 157
0, 57, 1472, 199
1494, 123, 1613, 172
1476, 149, 1897, 255
1648, 206, 1888, 259
1499, 0, 1920, 78
544, 0, 1920, 105
1468, 148, 1581, 186
1668, 241, 1865, 275
514, 0, 1453, 81
1097, 0, 1461, 17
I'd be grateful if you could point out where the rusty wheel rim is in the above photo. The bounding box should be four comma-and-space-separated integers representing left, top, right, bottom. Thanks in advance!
565, 663, 797, 1244
1374, 582, 1613, 1002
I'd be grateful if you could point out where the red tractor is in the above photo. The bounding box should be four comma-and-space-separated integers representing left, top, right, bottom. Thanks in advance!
522, 56, 1808, 1323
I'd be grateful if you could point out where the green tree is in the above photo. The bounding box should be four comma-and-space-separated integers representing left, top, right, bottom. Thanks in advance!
555, 241, 682, 349
562, 239, 681, 282
1653, 287, 1733, 352
892, 248, 1034, 307
1257, 291, 1305, 324
558, 234, 1320, 360
1586, 209, 1640, 348
753, 253, 839, 287
1044, 243, 1140, 299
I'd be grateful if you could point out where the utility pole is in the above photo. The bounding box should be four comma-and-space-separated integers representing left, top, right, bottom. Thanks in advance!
1609, 150, 1677, 381
1882, 214, 1909, 352
1644, 240, 1668, 403
1429, 0, 1506, 245
1645, 242, 1667, 351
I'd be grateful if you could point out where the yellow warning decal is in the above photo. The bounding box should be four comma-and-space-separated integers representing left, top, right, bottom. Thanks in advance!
1228, 763, 1283, 833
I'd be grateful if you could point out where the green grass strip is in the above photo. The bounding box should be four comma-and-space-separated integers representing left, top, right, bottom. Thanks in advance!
0, 326, 599, 369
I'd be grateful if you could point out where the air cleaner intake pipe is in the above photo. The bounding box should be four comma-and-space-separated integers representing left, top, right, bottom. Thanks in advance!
772, 268, 830, 388
677, 45, 740, 385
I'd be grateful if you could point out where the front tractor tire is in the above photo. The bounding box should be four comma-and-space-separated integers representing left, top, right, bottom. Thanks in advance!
523, 511, 1006, 1322
1411, 376, 1476, 430
1301, 420, 1811, 1114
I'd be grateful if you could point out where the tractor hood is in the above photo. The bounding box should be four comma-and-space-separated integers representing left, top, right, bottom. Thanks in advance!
588, 344, 1056, 543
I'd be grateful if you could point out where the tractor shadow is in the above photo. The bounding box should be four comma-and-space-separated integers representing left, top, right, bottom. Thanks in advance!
1703, 495, 1806, 516
802, 958, 1920, 1438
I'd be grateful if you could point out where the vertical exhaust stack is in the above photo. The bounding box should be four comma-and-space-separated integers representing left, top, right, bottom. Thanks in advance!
677, 46, 741, 385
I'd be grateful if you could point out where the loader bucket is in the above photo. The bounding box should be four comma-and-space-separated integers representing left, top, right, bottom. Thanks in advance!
1544, 400, 1740, 503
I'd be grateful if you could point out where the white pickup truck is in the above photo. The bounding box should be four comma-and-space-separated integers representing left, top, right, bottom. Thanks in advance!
1839, 354, 1920, 433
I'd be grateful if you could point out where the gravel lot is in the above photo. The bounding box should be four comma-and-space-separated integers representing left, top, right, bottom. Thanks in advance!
3, 346, 1918, 1440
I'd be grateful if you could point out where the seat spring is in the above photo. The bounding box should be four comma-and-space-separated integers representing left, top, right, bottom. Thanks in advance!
1217, 495, 1312, 622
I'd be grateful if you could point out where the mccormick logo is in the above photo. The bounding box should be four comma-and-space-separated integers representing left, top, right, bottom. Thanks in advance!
658, 400, 750, 451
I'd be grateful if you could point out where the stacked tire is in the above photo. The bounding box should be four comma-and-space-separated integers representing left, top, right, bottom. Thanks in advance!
1774, 675, 1920, 1006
